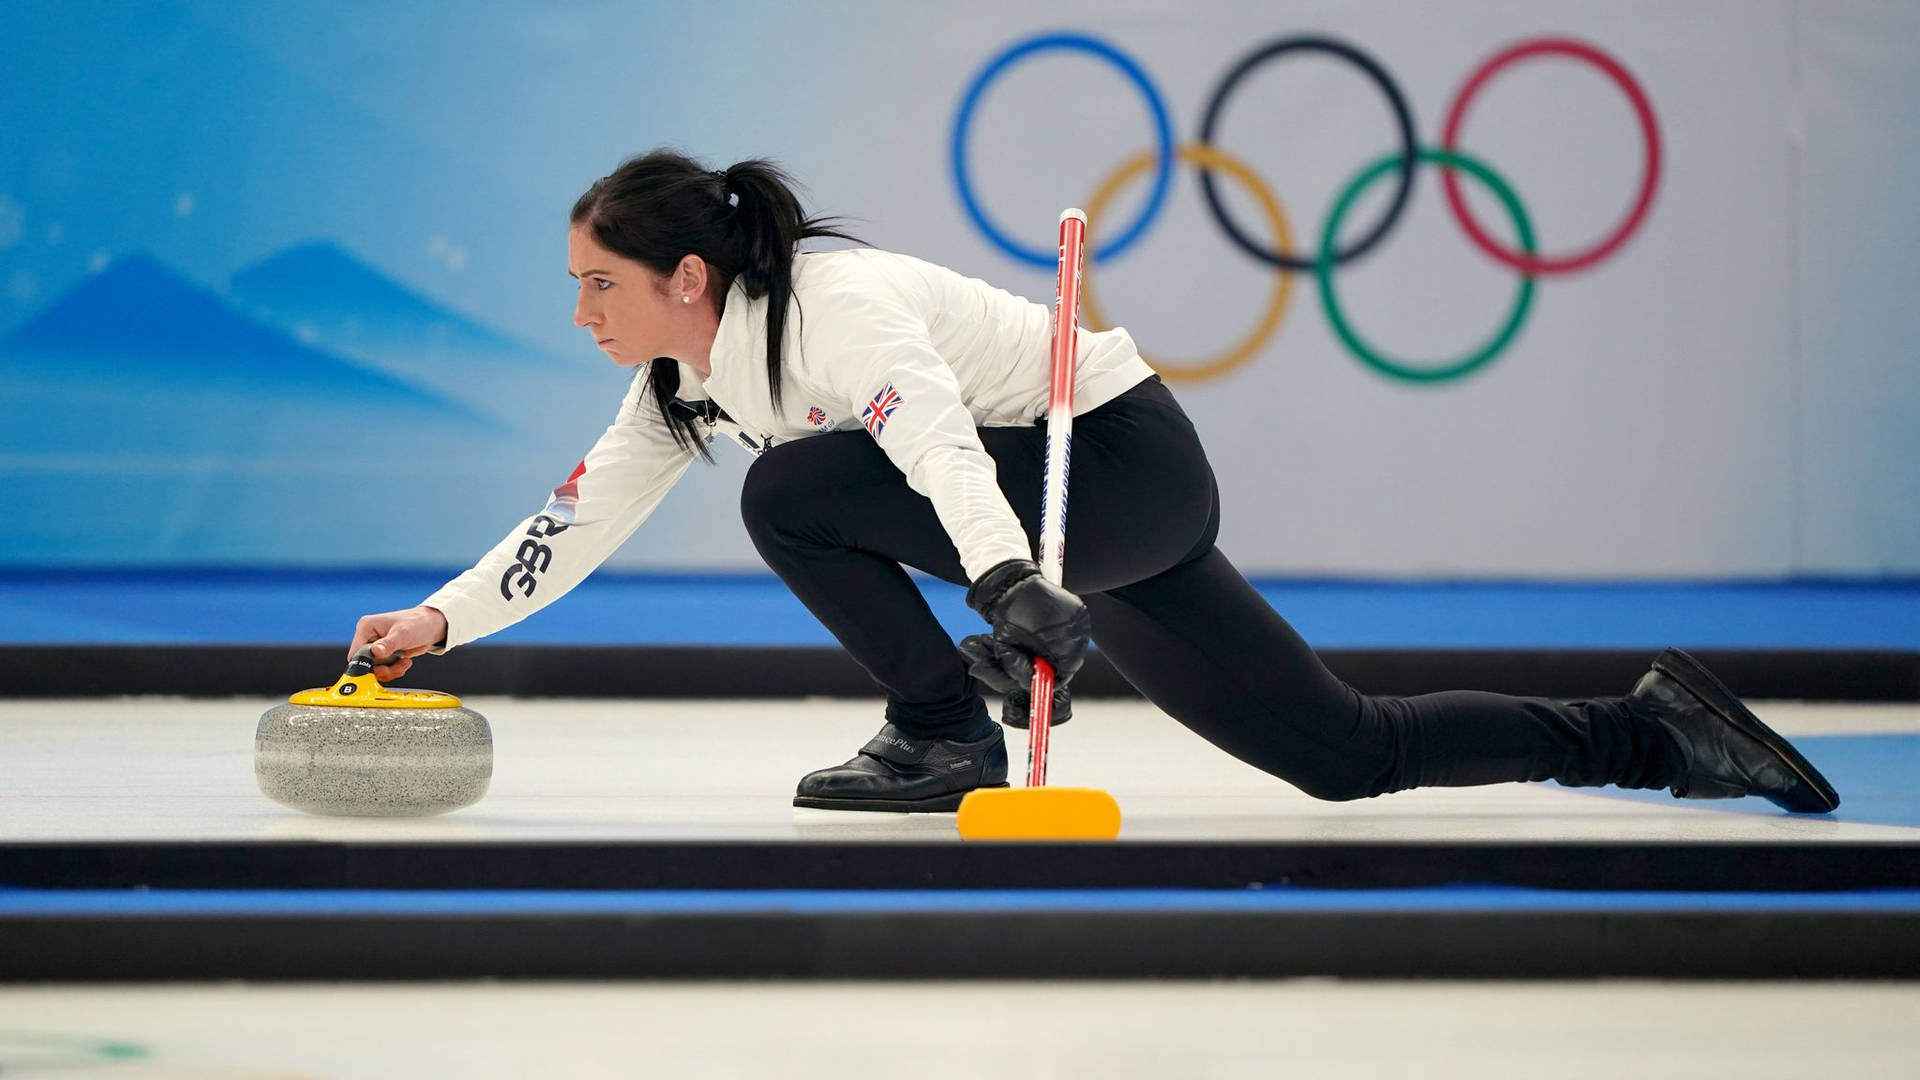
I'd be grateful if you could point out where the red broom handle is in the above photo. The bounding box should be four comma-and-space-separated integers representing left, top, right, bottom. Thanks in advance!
1027, 209, 1086, 788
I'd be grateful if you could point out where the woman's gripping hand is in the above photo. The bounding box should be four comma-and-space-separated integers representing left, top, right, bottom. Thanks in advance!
347, 606, 448, 683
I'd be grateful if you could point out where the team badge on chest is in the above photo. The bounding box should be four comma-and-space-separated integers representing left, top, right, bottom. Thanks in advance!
861, 383, 903, 437
805, 406, 827, 427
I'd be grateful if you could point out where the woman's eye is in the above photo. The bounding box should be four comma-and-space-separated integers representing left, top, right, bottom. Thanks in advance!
594, 279, 612, 291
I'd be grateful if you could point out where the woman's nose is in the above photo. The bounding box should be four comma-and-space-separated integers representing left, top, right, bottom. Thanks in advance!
573, 296, 596, 328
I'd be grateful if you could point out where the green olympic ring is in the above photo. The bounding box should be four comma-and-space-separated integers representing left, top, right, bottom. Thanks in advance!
1317, 147, 1537, 384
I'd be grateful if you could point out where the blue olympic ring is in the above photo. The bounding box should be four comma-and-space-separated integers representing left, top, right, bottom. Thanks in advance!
950, 32, 1175, 269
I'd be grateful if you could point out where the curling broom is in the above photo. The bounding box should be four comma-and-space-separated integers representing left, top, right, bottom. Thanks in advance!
956, 208, 1122, 842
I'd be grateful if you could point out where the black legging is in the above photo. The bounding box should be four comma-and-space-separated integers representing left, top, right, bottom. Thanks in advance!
740, 376, 1681, 800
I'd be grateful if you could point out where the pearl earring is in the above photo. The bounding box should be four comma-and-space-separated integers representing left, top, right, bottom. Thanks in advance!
682, 295, 693, 304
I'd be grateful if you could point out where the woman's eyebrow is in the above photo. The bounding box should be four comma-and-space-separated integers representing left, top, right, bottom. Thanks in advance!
568, 268, 613, 279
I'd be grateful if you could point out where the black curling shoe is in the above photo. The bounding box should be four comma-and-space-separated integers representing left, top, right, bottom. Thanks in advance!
793, 723, 1009, 812
999, 685, 1072, 729
1631, 648, 1840, 814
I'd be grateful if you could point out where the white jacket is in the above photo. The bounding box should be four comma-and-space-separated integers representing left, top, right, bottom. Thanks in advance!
422, 247, 1155, 651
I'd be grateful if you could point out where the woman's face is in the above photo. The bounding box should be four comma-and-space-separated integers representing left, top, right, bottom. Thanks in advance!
568, 225, 713, 368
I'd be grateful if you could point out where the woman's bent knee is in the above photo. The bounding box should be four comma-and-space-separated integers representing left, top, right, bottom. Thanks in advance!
739, 433, 863, 535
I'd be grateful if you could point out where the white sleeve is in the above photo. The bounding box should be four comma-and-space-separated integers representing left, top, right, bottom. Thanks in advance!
820, 291, 1034, 581
420, 369, 700, 650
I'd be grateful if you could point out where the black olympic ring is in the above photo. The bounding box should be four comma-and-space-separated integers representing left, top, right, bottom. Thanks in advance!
1196, 36, 1418, 271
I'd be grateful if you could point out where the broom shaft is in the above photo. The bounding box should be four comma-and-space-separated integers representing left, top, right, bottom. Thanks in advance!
1027, 209, 1086, 788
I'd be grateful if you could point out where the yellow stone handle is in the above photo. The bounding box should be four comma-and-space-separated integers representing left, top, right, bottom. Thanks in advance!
287, 646, 463, 709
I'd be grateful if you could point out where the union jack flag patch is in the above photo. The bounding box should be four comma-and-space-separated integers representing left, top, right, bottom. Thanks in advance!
861, 383, 903, 437
805, 406, 827, 427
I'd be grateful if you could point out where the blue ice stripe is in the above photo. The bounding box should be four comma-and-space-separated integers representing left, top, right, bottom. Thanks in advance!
2, 887, 1919, 917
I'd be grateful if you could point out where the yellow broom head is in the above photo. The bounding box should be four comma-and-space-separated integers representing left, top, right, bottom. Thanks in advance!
956, 786, 1121, 841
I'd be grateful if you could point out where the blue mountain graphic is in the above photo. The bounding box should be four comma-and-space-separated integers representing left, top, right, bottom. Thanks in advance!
230, 242, 525, 356
4, 253, 472, 414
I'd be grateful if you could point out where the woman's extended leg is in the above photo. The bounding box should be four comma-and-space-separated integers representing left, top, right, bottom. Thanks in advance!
1083, 548, 1684, 800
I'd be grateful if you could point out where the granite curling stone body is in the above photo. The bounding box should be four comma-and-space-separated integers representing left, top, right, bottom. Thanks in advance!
256, 648, 492, 817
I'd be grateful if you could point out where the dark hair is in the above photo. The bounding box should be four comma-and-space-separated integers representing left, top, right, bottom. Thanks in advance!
570, 149, 860, 454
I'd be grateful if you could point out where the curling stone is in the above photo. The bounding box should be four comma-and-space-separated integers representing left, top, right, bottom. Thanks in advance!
255, 647, 491, 817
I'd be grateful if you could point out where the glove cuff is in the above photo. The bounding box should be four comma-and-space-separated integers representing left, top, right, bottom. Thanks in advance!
966, 558, 1041, 616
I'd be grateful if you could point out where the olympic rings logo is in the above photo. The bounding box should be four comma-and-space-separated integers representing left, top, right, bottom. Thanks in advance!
950, 32, 1662, 384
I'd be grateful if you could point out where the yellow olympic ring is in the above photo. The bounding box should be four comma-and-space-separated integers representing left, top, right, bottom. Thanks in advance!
1080, 143, 1295, 383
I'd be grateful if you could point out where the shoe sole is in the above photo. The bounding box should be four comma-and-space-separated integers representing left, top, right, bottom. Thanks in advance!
1653, 648, 1840, 813
793, 783, 1010, 814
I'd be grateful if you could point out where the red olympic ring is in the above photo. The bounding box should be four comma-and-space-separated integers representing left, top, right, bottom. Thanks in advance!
1440, 36, 1662, 276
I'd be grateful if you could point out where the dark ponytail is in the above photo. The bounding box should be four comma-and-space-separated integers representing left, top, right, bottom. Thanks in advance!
570, 149, 860, 454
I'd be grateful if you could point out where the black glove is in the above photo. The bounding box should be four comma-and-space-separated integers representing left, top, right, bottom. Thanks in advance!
997, 684, 1072, 729
956, 558, 1090, 695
